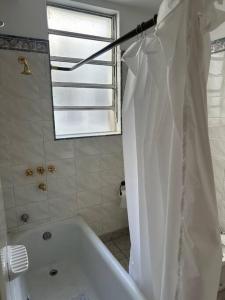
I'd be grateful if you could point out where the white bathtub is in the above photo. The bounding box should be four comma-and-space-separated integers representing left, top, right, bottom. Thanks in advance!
8, 217, 146, 300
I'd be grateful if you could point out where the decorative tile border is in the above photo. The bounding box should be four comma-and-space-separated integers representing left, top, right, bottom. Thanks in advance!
0, 34, 49, 53
211, 37, 225, 54
0, 34, 223, 55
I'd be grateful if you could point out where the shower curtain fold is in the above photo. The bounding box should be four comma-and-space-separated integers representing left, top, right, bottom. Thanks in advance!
122, 1, 225, 300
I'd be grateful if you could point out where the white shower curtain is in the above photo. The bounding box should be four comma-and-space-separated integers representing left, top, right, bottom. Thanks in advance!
122, 1, 225, 300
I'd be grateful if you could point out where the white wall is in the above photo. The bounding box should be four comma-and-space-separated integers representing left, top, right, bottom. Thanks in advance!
0, 0, 48, 39
0, 48, 127, 236
0, 0, 152, 236
0, 0, 153, 46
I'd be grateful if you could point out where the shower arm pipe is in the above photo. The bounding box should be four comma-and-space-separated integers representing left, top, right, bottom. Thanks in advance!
51, 14, 157, 72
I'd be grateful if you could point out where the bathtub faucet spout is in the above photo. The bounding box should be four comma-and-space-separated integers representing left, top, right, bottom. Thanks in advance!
20, 213, 29, 223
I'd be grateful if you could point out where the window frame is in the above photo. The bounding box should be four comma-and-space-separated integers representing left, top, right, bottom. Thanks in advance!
47, 2, 121, 140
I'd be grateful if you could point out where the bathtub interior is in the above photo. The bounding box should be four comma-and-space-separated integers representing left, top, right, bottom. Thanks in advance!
9, 218, 145, 300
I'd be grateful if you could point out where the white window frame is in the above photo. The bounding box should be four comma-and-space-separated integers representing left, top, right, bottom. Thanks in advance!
47, 3, 121, 139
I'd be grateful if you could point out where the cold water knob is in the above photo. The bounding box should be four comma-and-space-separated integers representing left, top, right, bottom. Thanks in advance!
48, 165, 56, 173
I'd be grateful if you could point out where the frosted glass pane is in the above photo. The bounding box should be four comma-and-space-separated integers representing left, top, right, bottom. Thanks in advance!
54, 110, 116, 138
208, 52, 225, 94
52, 62, 112, 84
52, 87, 113, 106
207, 52, 225, 118
209, 59, 224, 75
49, 35, 112, 61
47, 6, 112, 38
208, 76, 224, 90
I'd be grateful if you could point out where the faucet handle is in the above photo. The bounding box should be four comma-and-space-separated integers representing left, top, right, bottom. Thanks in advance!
25, 168, 33, 177
48, 165, 56, 173
37, 166, 45, 175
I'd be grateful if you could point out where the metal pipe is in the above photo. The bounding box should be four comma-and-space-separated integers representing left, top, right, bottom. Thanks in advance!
51, 56, 113, 66
51, 14, 157, 72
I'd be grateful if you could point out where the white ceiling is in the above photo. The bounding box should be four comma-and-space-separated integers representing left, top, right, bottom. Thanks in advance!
104, 0, 161, 11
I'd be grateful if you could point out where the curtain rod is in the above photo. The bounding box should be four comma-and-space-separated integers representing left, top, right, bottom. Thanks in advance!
51, 14, 157, 72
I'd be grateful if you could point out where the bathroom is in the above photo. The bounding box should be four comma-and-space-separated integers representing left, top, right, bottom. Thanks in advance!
0, 0, 225, 299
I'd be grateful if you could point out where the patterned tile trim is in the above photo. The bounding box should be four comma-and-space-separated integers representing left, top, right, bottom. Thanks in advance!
211, 37, 225, 54
0, 34, 49, 53
1, 34, 223, 55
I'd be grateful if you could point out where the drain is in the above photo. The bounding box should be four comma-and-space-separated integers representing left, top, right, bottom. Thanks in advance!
49, 269, 58, 276
43, 232, 52, 240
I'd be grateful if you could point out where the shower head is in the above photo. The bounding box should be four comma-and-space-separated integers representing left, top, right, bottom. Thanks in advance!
18, 56, 32, 75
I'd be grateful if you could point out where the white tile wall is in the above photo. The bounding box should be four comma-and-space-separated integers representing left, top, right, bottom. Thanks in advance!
0, 49, 127, 235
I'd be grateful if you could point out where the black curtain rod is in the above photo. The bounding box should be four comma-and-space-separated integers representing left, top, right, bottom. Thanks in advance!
51, 14, 157, 72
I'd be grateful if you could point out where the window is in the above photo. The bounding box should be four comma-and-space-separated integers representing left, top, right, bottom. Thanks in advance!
47, 4, 121, 139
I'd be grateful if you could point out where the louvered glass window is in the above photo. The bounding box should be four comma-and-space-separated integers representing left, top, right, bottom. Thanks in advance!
47, 4, 121, 139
